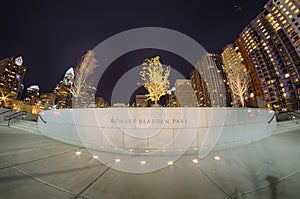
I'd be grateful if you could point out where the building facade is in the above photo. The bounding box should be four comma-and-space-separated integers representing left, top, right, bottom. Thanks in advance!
190, 68, 211, 107
135, 95, 149, 107
53, 67, 74, 109
224, 0, 300, 111
175, 79, 198, 107
39, 93, 55, 110
0, 56, 26, 101
208, 53, 233, 107
24, 85, 39, 105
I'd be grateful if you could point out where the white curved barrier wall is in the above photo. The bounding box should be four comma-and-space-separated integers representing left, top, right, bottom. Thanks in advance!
38, 108, 276, 155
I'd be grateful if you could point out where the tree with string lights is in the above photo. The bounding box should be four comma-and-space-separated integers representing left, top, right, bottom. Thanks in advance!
223, 61, 249, 107
139, 56, 170, 105
70, 50, 97, 108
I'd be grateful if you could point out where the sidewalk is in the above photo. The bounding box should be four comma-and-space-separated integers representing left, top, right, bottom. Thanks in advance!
0, 124, 299, 199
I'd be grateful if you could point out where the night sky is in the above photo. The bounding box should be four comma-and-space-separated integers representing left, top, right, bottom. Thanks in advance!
0, 0, 268, 102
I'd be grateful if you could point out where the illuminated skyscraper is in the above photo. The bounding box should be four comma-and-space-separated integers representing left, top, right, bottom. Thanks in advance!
190, 68, 211, 107
39, 93, 55, 110
208, 53, 233, 107
0, 56, 26, 100
54, 67, 74, 109
24, 85, 39, 105
225, 0, 300, 111
222, 44, 263, 107
196, 53, 227, 107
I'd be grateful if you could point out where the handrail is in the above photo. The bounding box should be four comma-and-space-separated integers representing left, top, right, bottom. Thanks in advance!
268, 111, 276, 124
4, 111, 27, 120
289, 111, 300, 119
0, 109, 12, 116
38, 114, 47, 124
5, 111, 27, 127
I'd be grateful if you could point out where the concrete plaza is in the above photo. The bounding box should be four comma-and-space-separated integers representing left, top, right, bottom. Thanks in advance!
0, 122, 300, 199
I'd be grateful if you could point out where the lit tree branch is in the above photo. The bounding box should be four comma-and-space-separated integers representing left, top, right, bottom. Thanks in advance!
223, 61, 249, 107
139, 56, 170, 105
70, 50, 97, 108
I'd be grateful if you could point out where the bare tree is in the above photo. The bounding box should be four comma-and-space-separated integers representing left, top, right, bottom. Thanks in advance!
139, 56, 170, 105
224, 62, 250, 107
70, 50, 97, 108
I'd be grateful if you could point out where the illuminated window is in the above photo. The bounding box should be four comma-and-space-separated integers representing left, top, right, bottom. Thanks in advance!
280, 83, 284, 87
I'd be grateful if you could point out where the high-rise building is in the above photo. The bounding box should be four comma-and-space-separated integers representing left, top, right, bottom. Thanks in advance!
208, 53, 233, 107
39, 93, 55, 110
175, 79, 198, 107
54, 67, 74, 109
166, 87, 176, 107
235, 37, 264, 108
222, 44, 263, 107
225, 0, 300, 111
24, 85, 39, 105
190, 68, 211, 107
196, 53, 227, 107
0, 56, 26, 100
54, 82, 72, 109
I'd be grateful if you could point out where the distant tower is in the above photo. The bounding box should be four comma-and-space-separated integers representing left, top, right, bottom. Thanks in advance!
54, 67, 74, 109
39, 93, 55, 110
175, 79, 198, 107
24, 85, 39, 105
0, 56, 26, 100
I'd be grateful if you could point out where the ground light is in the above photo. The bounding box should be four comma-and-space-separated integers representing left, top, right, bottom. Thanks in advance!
140, 161, 146, 165
214, 156, 221, 160
192, 159, 199, 164
167, 161, 173, 165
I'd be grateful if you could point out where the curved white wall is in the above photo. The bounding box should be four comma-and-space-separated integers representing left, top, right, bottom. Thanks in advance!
38, 108, 276, 155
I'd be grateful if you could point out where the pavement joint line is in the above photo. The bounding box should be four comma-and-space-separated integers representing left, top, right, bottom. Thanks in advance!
12, 165, 94, 199
73, 166, 112, 199
0, 149, 76, 170
195, 164, 232, 198
228, 168, 300, 198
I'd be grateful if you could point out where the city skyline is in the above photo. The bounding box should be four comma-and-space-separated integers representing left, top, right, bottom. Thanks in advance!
0, 0, 268, 95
